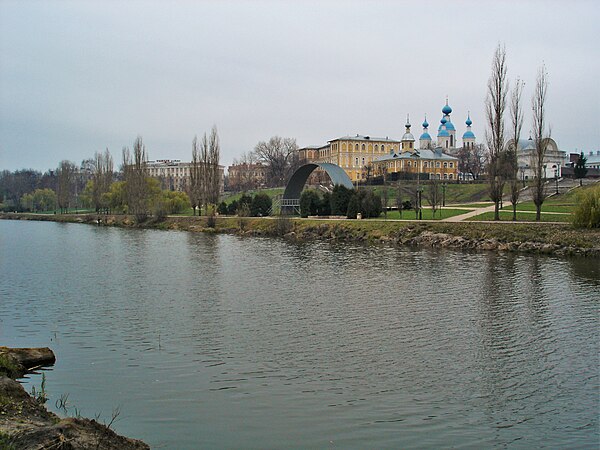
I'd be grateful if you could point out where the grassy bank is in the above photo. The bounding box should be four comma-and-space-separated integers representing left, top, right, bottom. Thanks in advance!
3, 212, 599, 257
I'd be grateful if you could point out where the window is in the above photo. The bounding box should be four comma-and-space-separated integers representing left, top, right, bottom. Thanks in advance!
407, 161, 411, 167
449, 173, 453, 180
362, 144, 365, 151
436, 162, 441, 168
449, 162, 454, 168
375, 145, 378, 152
355, 157, 359, 166
355, 144, 359, 151
443, 162, 448, 168
423, 161, 428, 168
444, 173, 448, 180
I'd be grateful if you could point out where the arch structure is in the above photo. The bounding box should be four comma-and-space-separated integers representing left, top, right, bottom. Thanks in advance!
281, 163, 354, 214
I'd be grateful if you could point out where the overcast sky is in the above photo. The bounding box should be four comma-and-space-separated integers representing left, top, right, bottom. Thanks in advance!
1, 0, 598, 172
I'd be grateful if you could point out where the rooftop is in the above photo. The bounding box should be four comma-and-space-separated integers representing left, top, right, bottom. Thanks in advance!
328, 134, 401, 143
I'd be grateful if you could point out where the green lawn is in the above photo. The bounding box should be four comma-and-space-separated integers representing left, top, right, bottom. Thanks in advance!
471, 210, 573, 223
375, 182, 491, 205
378, 208, 470, 220
222, 188, 284, 204
448, 202, 494, 208
502, 202, 575, 213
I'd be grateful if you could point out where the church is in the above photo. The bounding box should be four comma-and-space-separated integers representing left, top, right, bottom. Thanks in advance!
298, 100, 476, 182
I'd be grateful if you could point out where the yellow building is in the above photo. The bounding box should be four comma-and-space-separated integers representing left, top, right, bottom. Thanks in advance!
299, 135, 400, 182
299, 101, 474, 182
372, 118, 459, 180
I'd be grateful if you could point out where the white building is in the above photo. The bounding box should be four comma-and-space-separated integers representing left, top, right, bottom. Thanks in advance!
147, 159, 224, 192
506, 137, 567, 180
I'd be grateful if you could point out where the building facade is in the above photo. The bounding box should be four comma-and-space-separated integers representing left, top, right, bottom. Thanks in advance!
298, 100, 473, 182
227, 162, 267, 191
147, 159, 225, 193
505, 137, 567, 180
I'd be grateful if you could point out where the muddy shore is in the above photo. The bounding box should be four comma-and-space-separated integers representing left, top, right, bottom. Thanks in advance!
0, 346, 149, 450
2, 212, 599, 257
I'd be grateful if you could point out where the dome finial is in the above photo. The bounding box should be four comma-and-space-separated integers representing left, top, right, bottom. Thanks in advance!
405, 114, 411, 129
442, 98, 452, 115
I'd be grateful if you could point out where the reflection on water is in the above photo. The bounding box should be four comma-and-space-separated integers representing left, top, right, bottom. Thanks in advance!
0, 220, 598, 449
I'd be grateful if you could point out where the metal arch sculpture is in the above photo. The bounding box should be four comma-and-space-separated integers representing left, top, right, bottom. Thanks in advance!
281, 163, 354, 214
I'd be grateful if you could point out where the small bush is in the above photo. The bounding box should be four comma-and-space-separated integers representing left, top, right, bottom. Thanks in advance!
251, 193, 272, 217
300, 190, 320, 217
346, 194, 360, 219
573, 185, 600, 228
217, 201, 228, 215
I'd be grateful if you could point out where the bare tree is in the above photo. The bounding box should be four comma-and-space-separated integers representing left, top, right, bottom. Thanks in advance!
426, 178, 442, 219
508, 77, 525, 221
122, 136, 149, 222
531, 65, 550, 221
207, 125, 221, 206
395, 182, 403, 219
188, 137, 202, 216
92, 149, 113, 213
56, 160, 76, 213
254, 136, 299, 187
485, 44, 509, 220
457, 143, 486, 181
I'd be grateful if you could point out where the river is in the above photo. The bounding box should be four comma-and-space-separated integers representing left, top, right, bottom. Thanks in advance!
0, 219, 598, 448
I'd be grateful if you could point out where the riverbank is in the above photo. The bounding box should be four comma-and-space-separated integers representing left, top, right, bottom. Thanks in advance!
2, 212, 599, 257
0, 346, 149, 450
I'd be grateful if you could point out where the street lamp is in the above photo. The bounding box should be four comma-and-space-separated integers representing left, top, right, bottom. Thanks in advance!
442, 182, 446, 207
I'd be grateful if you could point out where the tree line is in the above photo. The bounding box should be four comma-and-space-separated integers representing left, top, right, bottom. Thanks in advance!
1, 128, 221, 222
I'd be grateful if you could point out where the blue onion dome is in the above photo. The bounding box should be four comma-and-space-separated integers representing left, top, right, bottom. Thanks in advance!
420, 132, 432, 140
440, 116, 447, 124
463, 130, 475, 139
444, 120, 456, 131
465, 115, 472, 126
442, 102, 452, 115
422, 116, 429, 128
438, 129, 450, 137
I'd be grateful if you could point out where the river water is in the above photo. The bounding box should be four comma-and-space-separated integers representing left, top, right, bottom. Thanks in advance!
0, 219, 598, 448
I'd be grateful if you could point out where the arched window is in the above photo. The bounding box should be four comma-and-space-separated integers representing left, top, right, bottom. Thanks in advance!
362, 144, 365, 151
444, 173, 448, 180
423, 161, 428, 168
374, 145, 378, 152
355, 144, 359, 151
407, 161, 411, 167
436, 162, 441, 168
449, 173, 453, 180
449, 162, 454, 168
443, 162, 448, 168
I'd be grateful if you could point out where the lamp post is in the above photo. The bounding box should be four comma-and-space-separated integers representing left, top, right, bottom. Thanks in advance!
554, 168, 559, 194
442, 182, 446, 207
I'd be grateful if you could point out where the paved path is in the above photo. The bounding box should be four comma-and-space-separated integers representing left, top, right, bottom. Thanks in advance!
442, 204, 496, 222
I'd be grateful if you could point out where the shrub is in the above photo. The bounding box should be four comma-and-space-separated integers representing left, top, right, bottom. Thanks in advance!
573, 185, 600, 228
346, 193, 360, 219
227, 199, 239, 215
251, 193, 272, 217
217, 201, 228, 215
331, 185, 353, 215
300, 190, 320, 218
319, 192, 332, 216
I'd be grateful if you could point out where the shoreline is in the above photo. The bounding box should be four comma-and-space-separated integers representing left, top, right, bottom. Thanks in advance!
2, 212, 599, 258
0, 346, 149, 449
